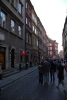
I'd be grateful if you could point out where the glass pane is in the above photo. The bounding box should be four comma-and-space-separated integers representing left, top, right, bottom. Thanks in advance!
18, 26, 21, 36
11, 20, 14, 33
1, 12, 6, 28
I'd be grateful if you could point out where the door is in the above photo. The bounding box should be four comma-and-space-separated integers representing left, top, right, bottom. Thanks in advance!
0, 52, 5, 70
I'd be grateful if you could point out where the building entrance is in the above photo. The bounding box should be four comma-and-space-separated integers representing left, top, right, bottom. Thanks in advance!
0, 52, 5, 70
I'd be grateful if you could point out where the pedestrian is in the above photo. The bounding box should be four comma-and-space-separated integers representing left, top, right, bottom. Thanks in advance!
50, 60, 56, 83
53, 59, 58, 67
64, 61, 67, 73
56, 61, 66, 92
38, 59, 44, 85
43, 58, 51, 85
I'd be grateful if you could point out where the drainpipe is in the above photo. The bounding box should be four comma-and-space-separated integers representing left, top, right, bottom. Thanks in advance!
25, 0, 27, 68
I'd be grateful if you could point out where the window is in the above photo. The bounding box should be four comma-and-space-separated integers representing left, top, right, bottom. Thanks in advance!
29, 21, 31, 28
0, 11, 6, 28
32, 14, 34, 20
26, 33, 28, 43
37, 40, 38, 46
18, 2, 22, 14
50, 47, 52, 50
18, 26, 21, 37
11, 0, 15, 7
29, 8, 31, 15
26, 17, 28, 24
32, 25, 34, 31
35, 28, 36, 34
26, 3, 28, 8
50, 44, 52, 46
29, 36, 31, 45
50, 51, 52, 55
11, 20, 15, 33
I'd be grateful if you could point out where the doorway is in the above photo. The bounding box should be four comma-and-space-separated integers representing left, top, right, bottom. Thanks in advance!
0, 52, 5, 70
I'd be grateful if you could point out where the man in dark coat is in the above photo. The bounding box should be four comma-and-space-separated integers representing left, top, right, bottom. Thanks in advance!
50, 60, 56, 82
38, 59, 44, 85
56, 61, 66, 92
43, 58, 51, 84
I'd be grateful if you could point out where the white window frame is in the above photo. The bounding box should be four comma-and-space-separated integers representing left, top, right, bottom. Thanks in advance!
18, 26, 21, 37
11, 20, 15, 33
26, 17, 28, 24
1, 11, 6, 28
18, 2, 22, 14
26, 3, 28, 8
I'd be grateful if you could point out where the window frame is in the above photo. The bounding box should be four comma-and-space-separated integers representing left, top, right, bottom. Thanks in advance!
18, 2, 22, 14
0, 11, 6, 28
11, 19, 15, 33
18, 25, 22, 37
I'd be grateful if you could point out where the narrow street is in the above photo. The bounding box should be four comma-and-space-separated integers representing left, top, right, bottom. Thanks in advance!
0, 70, 67, 100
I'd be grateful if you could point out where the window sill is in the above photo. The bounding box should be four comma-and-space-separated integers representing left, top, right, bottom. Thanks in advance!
18, 12, 23, 18
18, 35, 23, 39
0, 26, 9, 32
10, 31, 18, 36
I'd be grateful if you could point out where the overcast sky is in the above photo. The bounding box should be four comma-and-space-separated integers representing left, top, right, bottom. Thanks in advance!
30, 0, 67, 52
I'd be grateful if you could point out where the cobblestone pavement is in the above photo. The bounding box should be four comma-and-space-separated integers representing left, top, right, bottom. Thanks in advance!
0, 70, 67, 100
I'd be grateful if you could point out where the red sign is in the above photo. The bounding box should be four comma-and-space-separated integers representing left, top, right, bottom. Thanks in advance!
20, 51, 28, 56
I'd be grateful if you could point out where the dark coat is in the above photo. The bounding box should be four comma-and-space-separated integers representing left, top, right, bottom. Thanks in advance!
57, 64, 64, 80
38, 62, 44, 73
43, 61, 51, 72
50, 62, 56, 72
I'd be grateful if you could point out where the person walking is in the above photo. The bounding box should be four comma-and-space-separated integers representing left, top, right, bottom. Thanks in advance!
43, 58, 51, 85
50, 60, 56, 83
56, 61, 66, 92
64, 61, 67, 73
38, 59, 44, 85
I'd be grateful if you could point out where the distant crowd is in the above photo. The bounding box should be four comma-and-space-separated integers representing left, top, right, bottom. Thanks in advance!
38, 58, 67, 92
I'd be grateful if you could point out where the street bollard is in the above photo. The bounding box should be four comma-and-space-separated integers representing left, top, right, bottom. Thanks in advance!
0, 63, 2, 80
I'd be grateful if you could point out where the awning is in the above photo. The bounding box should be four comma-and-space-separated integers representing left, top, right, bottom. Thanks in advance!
20, 51, 28, 56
